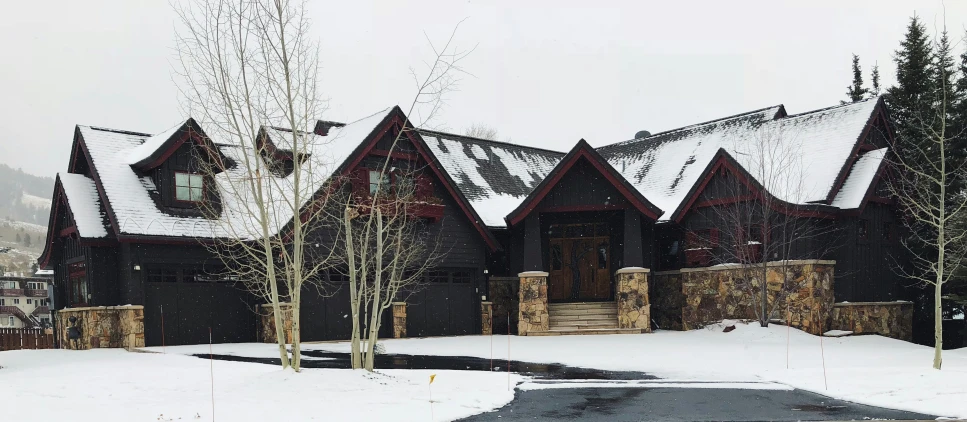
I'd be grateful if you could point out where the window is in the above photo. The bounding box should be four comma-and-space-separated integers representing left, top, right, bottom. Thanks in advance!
146, 268, 178, 283
0, 298, 4, 305
369, 170, 391, 195
7, 317, 13, 326
27, 299, 32, 305
69, 262, 88, 306
858, 220, 869, 240
883, 222, 893, 241
14, 298, 20, 304
597, 241, 609, 269
175, 172, 204, 202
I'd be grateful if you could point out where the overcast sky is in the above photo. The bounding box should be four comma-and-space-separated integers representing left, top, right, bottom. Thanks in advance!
2, 1, 966, 178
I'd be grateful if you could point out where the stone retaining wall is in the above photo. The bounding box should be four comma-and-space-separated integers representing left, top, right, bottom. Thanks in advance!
656, 260, 835, 335
830, 301, 913, 341
56, 305, 144, 350
518, 272, 549, 336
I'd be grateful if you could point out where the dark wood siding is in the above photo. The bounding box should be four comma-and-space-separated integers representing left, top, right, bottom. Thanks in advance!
831, 202, 903, 302
538, 160, 628, 210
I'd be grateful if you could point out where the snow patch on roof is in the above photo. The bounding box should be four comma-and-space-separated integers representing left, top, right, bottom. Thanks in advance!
421, 130, 563, 228
831, 147, 888, 209
58, 173, 108, 238
598, 99, 880, 220
125, 121, 186, 165
77, 107, 394, 239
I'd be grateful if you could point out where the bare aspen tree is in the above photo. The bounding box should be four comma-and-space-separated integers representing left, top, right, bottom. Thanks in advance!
173, 0, 335, 371
333, 24, 471, 371
464, 123, 498, 140
889, 49, 967, 370
693, 126, 838, 327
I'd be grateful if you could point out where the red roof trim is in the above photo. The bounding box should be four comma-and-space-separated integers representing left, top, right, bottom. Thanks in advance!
506, 141, 662, 227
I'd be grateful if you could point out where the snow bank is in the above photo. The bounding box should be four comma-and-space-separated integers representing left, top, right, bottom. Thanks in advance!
0, 349, 520, 421
306, 321, 967, 418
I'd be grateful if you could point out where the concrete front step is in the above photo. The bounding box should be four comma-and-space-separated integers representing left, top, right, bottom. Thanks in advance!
549, 323, 619, 331
549, 313, 616, 322
548, 308, 617, 316
548, 302, 616, 309
526, 328, 644, 336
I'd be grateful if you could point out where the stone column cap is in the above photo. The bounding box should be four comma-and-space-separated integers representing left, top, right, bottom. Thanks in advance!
615, 267, 650, 275
518, 271, 549, 277
481, 301, 493, 305
58, 305, 144, 312
392, 302, 407, 306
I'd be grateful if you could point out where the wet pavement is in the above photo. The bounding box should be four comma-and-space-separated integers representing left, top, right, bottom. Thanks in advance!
197, 349, 653, 380
460, 387, 936, 421
194, 351, 938, 421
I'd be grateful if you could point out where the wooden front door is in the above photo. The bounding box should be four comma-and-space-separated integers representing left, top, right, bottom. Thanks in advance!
548, 223, 611, 302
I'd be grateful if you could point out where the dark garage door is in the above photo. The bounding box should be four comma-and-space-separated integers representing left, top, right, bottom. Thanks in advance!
406, 269, 476, 337
300, 281, 392, 342
143, 267, 256, 347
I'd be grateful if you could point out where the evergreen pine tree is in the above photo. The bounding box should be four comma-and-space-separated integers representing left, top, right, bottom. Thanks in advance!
886, 15, 935, 168
15, 233, 20, 243
23, 233, 31, 248
871, 63, 881, 96
845, 54, 869, 102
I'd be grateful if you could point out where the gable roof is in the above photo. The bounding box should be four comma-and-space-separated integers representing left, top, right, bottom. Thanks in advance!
830, 147, 889, 210
506, 139, 663, 226
73, 108, 394, 240
597, 98, 882, 221
419, 129, 564, 227
58, 173, 110, 238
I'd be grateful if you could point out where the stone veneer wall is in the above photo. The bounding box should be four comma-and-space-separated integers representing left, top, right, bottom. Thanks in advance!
675, 260, 835, 335
616, 268, 651, 332
56, 305, 144, 350
651, 271, 685, 330
489, 277, 519, 335
392, 302, 407, 339
830, 301, 913, 341
481, 302, 493, 335
259, 303, 293, 344
517, 272, 549, 336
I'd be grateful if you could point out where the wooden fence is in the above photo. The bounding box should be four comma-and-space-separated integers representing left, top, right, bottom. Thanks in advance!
0, 328, 56, 351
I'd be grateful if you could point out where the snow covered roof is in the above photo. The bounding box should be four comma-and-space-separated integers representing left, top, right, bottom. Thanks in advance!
58, 173, 109, 238
597, 98, 882, 221
419, 129, 564, 227
76, 107, 394, 239
831, 147, 888, 209
125, 122, 185, 166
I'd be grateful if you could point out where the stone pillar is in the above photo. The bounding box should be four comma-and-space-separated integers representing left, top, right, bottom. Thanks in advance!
392, 302, 407, 339
518, 271, 549, 335
616, 267, 651, 332
259, 303, 293, 344
481, 301, 493, 335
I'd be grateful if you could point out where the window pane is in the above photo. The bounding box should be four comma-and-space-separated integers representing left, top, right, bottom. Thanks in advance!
175, 173, 188, 186
189, 174, 203, 188
551, 244, 563, 270
190, 187, 203, 201
176, 186, 190, 201
597, 241, 608, 269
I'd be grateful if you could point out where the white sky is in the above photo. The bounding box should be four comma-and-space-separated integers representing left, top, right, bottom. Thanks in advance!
2, 1, 966, 178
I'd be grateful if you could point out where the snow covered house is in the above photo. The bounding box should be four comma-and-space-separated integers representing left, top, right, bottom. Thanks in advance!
0, 276, 52, 328
39, 97, 912, 347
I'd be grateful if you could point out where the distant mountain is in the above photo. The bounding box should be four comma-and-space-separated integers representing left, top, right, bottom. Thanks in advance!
0, 163, 54, 226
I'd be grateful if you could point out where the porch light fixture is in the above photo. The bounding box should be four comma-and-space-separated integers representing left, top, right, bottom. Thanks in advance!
133, 265, 141, 271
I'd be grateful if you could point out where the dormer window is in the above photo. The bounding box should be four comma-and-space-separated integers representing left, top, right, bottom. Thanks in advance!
175, 172, 204, 202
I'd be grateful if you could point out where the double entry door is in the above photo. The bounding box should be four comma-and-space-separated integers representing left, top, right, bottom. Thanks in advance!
547, 223, 611, 302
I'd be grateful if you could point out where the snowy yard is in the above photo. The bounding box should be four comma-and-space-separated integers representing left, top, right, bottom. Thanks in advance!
2, 321, 965, 420
303, 321, 967, 418
0, 346, 520, 421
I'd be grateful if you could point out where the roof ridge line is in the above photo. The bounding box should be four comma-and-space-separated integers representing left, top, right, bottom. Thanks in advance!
597, 104, 784, 150
781, 96, 880, 119
415, 128, 567, 156
84, 125, 152, 137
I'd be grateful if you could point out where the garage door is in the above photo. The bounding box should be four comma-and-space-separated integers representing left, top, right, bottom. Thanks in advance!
300, 280, 392, 342
406, 269, 476, 337
143, 267, 256, 347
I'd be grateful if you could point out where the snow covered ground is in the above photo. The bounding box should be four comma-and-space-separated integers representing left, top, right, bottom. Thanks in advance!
2, 321, 964, 420
301, 320, 967, 418
0, 348, 520, 421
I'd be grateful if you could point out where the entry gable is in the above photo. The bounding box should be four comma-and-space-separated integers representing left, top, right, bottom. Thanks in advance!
336, 106, 501, 251
506, 139, 663, 227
